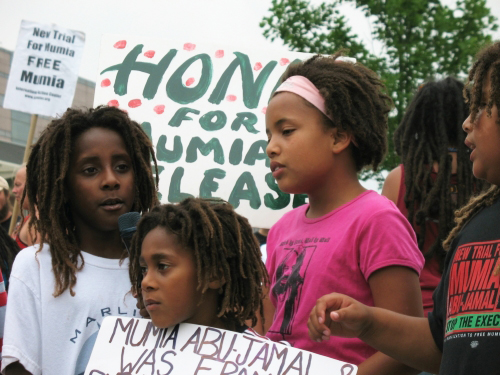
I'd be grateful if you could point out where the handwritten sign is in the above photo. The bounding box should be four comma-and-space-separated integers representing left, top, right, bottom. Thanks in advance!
3, 20, 85, 117
84, 317, 357, 375
94, 35, 314, 228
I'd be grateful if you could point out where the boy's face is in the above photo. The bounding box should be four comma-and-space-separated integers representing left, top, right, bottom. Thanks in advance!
66, 127, 135, 236
139, 227, 219, 329
463, 69, 500, 185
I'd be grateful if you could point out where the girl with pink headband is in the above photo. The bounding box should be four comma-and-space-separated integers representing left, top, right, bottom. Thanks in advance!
263, 52, 425, 374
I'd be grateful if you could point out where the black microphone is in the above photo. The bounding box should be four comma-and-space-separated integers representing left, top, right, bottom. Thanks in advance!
118, 212, 141, 256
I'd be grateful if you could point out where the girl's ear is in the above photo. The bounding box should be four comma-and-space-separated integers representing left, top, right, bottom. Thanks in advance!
208, 275, 226, 290
331, 128, 355, 154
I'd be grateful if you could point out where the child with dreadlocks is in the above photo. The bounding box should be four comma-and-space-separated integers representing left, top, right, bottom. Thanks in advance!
128, 197, 270, 336
308, 41, 500, 375
264, 52, 425, 374
382, 77, 484, 316
2, 106, 158, 375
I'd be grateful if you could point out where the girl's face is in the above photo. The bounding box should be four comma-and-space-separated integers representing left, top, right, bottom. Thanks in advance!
66, 127, 135, 236
266, 92, 336, 196
139, 227, 219, 328
463, 69, 500, 185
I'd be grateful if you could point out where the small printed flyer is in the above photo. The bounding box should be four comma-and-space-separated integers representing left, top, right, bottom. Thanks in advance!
3, 20, 85, 117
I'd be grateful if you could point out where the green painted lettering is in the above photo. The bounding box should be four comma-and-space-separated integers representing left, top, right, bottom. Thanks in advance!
264, 173, 290, 209
231, 112, 259, 134
228, 172, 261, 209
168, 167, 193, 202
168, 107, 200, 127
101, 45, 177, 99
229, 139, 243, 165
186, 137, 224, 165
141, 121, 152, 140
200, 168, 226, 197
199, 110, 227, 131
209, 53, 277, 109
293, 194, 308, 208
166, 54, 212, 104
157, 135, 183, 163
243, 140, 270, 166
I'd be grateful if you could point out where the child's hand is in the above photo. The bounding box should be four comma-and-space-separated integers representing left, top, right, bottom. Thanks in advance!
308, 293, 372, 342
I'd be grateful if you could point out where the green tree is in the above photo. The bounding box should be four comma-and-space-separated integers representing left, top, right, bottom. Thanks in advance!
261, 0, 498, 178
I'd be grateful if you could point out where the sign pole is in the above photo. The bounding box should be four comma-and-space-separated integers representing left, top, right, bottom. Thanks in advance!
8, 114, 38, 235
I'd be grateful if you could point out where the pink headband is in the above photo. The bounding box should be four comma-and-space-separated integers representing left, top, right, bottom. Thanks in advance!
273, 56, 356, 121
274, 76, 333, 121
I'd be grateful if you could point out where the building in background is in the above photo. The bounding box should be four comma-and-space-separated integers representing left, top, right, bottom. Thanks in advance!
0, 47, 95, 181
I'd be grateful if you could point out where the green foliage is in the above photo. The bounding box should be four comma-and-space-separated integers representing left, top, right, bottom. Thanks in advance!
261, 0, 498, 176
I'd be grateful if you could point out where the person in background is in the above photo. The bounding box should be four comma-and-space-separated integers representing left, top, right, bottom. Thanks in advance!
0, 177, 12, 234
10, 166, 39, 249
0, 226, 20, 290
382, 77, 484, 316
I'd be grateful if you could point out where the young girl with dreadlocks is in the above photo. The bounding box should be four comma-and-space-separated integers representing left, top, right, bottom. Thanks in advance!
382, 77, 484, 316
2, 106, 158, 375
264, 53, 425, 374
129, 197, 271, 337
308, 41, 500, 375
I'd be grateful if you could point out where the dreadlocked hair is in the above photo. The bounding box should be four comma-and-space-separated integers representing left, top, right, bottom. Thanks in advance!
0, 225, 20, 287
25, 106, 159, 297
443, 42, 500, 274
443, 186, 500, 255
279, 51, 393, 171
129, 198, 269, 329
466, 41, 500, 128
393, 77, 484, 267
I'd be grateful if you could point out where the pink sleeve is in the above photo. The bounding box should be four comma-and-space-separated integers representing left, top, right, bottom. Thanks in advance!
359, 209, 425, 280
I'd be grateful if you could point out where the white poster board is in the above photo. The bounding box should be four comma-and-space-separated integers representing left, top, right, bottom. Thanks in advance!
94, 35, 313, 228
85, 317, 357, 375
3, 20, 85, 117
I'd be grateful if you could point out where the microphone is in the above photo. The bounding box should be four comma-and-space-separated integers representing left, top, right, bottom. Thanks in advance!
118, 212, 141, 256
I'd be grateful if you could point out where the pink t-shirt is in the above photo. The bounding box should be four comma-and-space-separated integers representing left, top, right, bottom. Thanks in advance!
265, 190, 424, 365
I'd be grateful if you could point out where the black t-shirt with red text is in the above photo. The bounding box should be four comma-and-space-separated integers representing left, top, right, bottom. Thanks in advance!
429, 198, 500, 374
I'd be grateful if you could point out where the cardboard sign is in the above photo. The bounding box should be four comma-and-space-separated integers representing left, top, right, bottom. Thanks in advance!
94, 35, 314, 228
84, 317, 357, 375
3, 20, 85, 117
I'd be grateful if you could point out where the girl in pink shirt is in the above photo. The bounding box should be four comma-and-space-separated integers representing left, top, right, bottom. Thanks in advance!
264, 53, 425, 374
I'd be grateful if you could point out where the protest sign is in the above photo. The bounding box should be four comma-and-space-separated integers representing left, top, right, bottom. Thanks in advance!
84, 316, 357, 375
3, 20, 85, 117
94, 35, 314, 228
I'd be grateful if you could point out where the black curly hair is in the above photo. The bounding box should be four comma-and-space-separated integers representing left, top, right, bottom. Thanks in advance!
277, 51, 393, 171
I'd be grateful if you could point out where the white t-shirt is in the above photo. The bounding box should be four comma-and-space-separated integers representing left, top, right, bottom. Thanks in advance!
2, 245, 138, 375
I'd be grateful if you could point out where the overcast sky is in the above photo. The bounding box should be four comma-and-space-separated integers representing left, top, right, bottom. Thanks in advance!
1, 0, 499, 82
